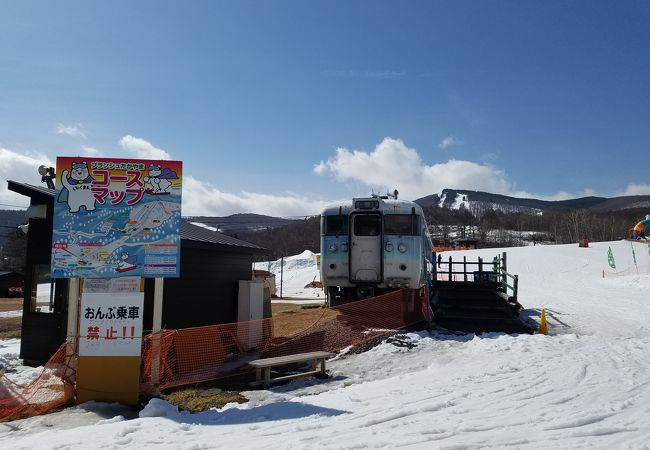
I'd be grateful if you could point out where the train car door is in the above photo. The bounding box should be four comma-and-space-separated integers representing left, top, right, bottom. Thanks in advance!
349, 213, 382, 283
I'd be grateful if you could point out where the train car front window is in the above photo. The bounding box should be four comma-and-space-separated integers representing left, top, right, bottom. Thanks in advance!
354, 215, 381, 236
384, 215, 419, 235
325, 215, 349, 235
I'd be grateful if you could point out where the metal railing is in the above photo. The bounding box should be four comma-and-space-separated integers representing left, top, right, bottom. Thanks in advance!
432, 251, 519, 302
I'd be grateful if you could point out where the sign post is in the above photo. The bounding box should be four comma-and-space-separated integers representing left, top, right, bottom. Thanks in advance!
150, 277, 164, 393
64, 278, 80, 389
51, 157, 182, 405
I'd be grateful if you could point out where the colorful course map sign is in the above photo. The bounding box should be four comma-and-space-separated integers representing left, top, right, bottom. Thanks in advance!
51, 157, 182, 278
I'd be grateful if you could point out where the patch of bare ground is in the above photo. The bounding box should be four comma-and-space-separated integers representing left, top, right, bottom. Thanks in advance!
0, 317, 21, 339
0, 297, 22, 312
0, 297, 22, 339
161, 385, 249, 413
271, 303, 339, 337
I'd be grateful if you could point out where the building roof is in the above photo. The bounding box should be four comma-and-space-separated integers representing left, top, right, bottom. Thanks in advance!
0, 271, 24, 278
182, 221, 266, 252
7, 180, 267, 254
7, 180, 55, 203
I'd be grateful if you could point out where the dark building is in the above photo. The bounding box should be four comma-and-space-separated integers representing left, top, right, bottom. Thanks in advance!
0, 271, 24, 296
7, 180, 267, 364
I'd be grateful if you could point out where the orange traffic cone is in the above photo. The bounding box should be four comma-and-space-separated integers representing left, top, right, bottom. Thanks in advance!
539, 308, 548, 335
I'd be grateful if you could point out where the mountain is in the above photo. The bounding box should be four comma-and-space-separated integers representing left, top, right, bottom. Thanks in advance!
0, 209, 27, 272
183, 213, 297, 234
415, 189, 650, 215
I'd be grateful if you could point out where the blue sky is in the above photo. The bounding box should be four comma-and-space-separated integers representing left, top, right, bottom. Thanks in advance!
1, 0, 649, 216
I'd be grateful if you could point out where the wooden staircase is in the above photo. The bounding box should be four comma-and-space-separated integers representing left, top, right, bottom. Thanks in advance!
431, 281, 534, 335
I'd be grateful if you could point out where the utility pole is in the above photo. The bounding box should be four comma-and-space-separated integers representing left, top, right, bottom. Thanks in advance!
279, 255, 284, 299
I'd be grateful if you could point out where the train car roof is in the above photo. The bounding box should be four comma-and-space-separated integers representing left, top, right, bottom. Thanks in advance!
321, 197, 424, 215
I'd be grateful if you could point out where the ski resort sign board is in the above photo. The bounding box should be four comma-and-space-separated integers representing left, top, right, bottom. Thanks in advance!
51, 157, 182, 278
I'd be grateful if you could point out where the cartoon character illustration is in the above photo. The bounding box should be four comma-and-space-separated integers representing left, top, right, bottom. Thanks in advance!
116, 252, 138, 273
58, 161, 97, 213
143, 164, 178, 195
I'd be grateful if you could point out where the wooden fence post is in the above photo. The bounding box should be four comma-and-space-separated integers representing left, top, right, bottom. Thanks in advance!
463, 256, 467, 282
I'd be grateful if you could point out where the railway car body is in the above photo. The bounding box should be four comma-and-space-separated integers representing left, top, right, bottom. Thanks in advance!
320, 195, 433, 305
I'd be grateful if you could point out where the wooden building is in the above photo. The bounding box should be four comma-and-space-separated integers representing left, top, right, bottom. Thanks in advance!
7, 180, 267, 364
0, 271, 24, 297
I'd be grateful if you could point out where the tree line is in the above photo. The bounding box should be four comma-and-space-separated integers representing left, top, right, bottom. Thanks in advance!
238, 206, 648, 260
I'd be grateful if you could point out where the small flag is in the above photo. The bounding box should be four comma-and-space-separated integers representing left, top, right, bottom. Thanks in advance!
607, 247, 616, 270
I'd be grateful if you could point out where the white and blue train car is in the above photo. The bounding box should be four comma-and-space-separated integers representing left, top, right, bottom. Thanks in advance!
320, 195, 433, 305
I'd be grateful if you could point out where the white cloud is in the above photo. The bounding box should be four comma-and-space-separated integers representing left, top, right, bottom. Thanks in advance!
0, 147, 54, 208
81, 146, 103, 157
182, 176, 329, 217
314, 137, 650, 203
618, 184, 650, 196
56, 123, 86, 139
314, 137, 515, 200
119, 135, 171, 160
438, 135, 458, 149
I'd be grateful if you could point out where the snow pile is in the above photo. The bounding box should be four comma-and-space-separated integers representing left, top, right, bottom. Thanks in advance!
0, 339, 41, 385
139, 398, 180, 418
2, 240, 650, 448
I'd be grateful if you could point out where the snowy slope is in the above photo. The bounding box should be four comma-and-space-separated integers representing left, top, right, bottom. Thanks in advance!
2, 240, 650, 448
256, 250, 324, 299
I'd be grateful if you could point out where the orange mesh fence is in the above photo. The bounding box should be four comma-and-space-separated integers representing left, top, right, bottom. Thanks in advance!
432, 246, 474, 252
1, 288, 431, 422
141, 287, 431, 392
0, 343, 76, 422
603, 264, 650, 278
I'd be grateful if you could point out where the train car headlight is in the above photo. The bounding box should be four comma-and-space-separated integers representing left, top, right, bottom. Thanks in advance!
329, 244, 338, 253
385, 242, 393, 252
398, 243, 407, 253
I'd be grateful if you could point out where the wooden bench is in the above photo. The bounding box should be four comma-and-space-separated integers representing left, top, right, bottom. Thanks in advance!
249, 351, 335, 388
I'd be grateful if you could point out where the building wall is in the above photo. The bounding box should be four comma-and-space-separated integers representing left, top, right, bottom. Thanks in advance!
20, 211, 69, 364
143, 246, 254, 330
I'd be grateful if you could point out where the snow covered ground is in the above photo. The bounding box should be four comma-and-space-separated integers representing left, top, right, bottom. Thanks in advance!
2, 240, 650, 448
0, 310, 22, 318
256, 250, 325, 299
0, 339, 42, 386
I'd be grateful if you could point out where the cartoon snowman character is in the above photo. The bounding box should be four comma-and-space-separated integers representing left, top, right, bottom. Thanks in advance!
143, 164, 177, 194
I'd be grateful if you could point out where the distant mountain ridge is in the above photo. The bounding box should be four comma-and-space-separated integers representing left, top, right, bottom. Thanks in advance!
0, 209, 27, 246
184, 213, 295, 234
414, 189, 650, 214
